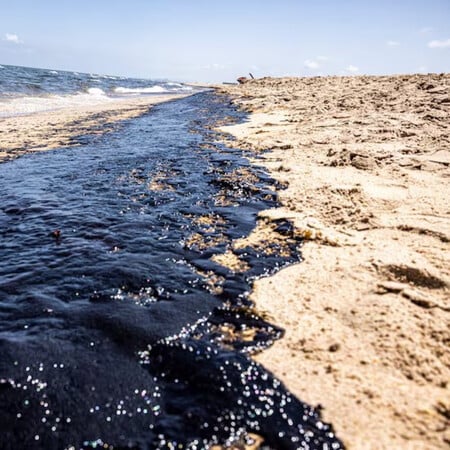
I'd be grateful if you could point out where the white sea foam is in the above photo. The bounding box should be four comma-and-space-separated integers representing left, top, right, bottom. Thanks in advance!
114, 85, 193, 95
114, 86, 168, 94
0, 65, 4, 69
87, 87, 106, 96
49, 70, 58, 74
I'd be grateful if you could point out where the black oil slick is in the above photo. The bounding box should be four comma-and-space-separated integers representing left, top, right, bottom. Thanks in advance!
0, 93, 343, 449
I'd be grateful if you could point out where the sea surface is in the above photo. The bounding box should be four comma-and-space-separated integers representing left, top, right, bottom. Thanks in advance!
0, 64, 194, 117
0, 66, 343, 449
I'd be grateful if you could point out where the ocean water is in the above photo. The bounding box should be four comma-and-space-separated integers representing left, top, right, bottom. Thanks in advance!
0, 64, 194, 117
0, 67, 343, 449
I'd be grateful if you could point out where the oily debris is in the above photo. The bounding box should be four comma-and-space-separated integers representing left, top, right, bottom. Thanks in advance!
211, 250, 251, 273
185, 232, 229, 252
209, 432, 265, 450
194, 268, 226, 295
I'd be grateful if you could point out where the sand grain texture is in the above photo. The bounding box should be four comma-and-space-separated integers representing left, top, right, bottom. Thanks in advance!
217, 74, 450, 450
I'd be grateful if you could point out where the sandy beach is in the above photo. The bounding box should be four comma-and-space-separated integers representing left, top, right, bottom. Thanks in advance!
217, 74, 450, 449
0, 94, 190, 163
1, 73, 448, 448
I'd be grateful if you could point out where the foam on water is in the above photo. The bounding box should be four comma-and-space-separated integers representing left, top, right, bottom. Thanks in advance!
114, 85, 168, 94
114, 85, 193, 95
86, 87, 107, 96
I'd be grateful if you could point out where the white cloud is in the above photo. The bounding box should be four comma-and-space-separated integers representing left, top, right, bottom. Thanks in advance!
316, 55, 328, 61
345, 65, 359, 73
387, 40, 400, 47
428, 39, 450, 48
418, 66, 428, 73
4, 33, 22, 44
304, 59, 320, 69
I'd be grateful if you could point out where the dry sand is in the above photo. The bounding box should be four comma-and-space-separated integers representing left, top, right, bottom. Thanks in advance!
217, 74, 450, 449
0, 94, 190, 162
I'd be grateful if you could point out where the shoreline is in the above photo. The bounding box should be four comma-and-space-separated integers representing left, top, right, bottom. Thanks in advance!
216, 74, 450, 449
0, 93, 192, 163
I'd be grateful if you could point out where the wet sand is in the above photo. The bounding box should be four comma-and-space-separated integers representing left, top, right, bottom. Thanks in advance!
217, 74, 450, 449
0, 94, 191, 162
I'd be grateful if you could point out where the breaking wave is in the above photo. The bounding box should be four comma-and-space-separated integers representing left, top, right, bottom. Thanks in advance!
86, 87, 107, 96
114, 85, 168, 94
0, 65, 202, 118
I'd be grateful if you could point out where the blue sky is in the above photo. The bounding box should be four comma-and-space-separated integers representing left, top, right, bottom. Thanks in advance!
0, 0, 449, 82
